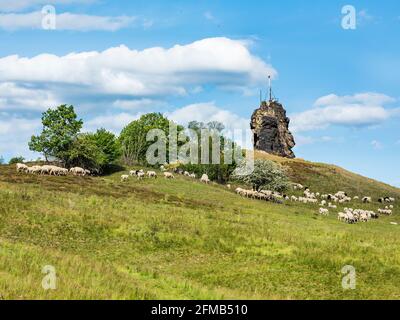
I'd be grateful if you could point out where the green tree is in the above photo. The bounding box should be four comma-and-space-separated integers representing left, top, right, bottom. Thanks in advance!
29, 105, 83, 163
9, 156, 25, 165
89, 128, 121, 164
66, 134, 107, 171
119, 113, 183, 165
232, 159, 289, 192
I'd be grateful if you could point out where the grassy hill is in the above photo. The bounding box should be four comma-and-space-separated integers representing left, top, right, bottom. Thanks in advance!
0, 155, 399, 300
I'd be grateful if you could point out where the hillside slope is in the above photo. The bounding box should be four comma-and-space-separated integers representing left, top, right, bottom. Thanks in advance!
0, 158, 399, 300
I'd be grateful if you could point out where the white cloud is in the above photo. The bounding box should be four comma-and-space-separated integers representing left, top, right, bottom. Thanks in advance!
112, 99, 166, 111
371, 140, 383, 150
204, 11, 219, 24
0, 116, 41, 160
358, 9, 375, 25
0, 11, 135, 31
295, 135, 334, 147
167, 102, 249, 131
0, 0, 94, 12
0, 38, 276, 110
0, 82, 60, 111
84, 112, 141, 134
166, 102, 252, 148
290, 93, 398, 133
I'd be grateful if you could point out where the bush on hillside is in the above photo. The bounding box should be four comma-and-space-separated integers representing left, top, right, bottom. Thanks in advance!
9, 156, 25, 165
232, 159, 290, 192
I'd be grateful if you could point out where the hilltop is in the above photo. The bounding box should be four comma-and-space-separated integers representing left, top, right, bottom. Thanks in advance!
0, 156, 399, 300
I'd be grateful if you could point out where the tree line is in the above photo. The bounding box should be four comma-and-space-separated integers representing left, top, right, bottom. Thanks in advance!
2, 104, 290, 191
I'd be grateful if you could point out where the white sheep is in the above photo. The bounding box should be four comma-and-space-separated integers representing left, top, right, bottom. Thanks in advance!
16, 163, 28, 173
200, 174, 210, 184
319, 208, 329, 216
147, 171, 157, 178
70, 167, 85, 176
28, 165, 42, 174
164, 172, 174, 179
378, 208, 392, 215
362, 196, 372, 203
121, 175, 129, 182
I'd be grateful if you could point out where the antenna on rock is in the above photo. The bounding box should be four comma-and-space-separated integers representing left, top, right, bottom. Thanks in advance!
268, 75, 272, 102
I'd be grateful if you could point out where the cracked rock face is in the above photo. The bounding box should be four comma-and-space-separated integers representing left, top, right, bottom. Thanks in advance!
251, 100, 296, 158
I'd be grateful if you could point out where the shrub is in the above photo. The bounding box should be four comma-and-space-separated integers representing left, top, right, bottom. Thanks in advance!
9, 156, 25, 165
232, 159, 289, 192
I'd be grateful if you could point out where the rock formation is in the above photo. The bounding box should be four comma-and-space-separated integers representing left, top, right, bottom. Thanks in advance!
250, 100, 296, 158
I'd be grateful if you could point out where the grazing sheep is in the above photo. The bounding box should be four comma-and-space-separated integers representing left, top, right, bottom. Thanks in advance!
27, 165, 42, 174
319, 208, 329, 216
189, 173, 196, 179
320, 200, 327, 207
226, 184, 231, 189
293, 183, 304, 190
236, 188, 279, 202
16, 163, 28, 173
362, 196, 372, 203
121, 175, 129, 182
338, 212, 347, 222
200, 174, 210, 184
147, 171, 157, 178
137, 172, 145, 180
70, 167, 85, 176
164, 172, 174, 179
378, 208, 392, 215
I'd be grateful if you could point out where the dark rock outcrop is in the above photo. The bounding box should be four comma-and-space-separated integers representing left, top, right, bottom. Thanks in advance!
251, 100, 296, 158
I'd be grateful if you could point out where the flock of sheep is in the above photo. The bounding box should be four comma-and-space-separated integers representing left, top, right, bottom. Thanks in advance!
120, 166, 211, 184
293, 184, 395, 224
16, 163, 90, 176
236, 182, 396, 225
15, 162, 397, 225
235, 188, 285, 203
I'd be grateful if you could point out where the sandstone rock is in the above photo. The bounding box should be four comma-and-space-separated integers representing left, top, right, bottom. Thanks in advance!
251, 100, 296, 158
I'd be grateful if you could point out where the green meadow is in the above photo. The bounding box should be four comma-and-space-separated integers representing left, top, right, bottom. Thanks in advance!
0, 154, 399, 300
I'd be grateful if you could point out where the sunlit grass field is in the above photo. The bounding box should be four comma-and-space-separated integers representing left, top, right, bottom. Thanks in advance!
0, 155, 399, 299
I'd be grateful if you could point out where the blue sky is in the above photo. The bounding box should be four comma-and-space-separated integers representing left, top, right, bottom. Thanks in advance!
0, 0, 399, 187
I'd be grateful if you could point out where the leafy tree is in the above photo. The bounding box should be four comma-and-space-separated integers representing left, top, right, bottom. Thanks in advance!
232, 159, 289, 192
89, 128, 121, 164
65, 134, 107, 171
119, 113, 183, 165
9, 156, 25, 165
29, 105, 83, 163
